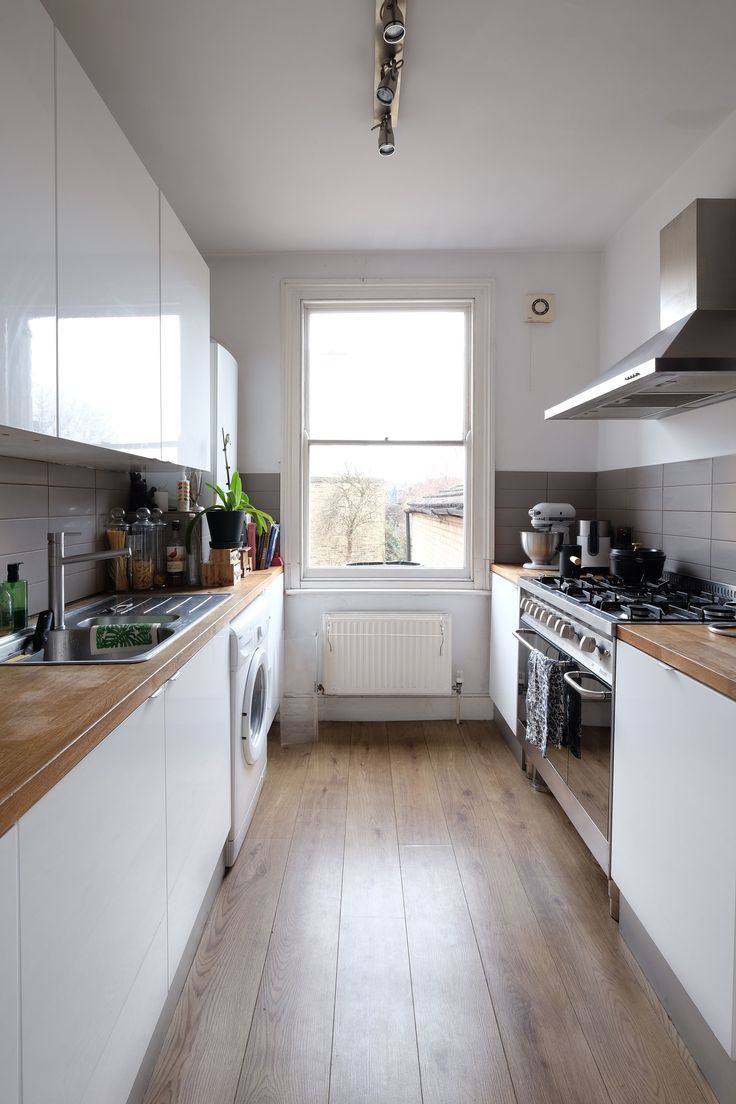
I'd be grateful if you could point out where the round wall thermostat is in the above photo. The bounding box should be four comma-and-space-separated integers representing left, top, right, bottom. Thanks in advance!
525, 293, 555, 322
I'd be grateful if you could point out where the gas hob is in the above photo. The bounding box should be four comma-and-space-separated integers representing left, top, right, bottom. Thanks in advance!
527, 574, 736, 625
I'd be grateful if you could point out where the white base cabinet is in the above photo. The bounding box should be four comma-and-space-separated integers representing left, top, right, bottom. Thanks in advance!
19, 692, 168, 1104
16, 627, 233, 1103
0, 825, 19, 1104
612, 641, 736, 1057
489, 572, 520, 732
165, 629, 231, 982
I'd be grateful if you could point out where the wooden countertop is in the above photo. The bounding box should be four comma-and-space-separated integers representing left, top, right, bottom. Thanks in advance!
617, 622, 736, 702
0, 569, 282, 837
491, 563, 555, 585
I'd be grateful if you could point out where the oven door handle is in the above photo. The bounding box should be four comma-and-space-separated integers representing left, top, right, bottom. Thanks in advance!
562, 670, 612, 702
512, 628, 540, 654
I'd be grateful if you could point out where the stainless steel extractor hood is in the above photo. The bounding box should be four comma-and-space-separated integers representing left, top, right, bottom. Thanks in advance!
545, 199, 736, 420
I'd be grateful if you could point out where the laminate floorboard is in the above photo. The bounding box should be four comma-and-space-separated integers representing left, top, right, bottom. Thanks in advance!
146, 721, 714, 1104
424, 721, 609, 1104
464, 721, 710, 1104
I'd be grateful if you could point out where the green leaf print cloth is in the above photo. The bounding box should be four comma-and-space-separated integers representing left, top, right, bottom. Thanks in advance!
90, 624, 160, 652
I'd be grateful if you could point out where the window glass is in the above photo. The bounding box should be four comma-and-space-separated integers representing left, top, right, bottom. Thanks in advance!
305, 304, 469, 572
308, 443, 466, 568
307, 309, 466, 440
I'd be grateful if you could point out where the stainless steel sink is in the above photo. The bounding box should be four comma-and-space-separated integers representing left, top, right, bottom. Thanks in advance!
0, 592, 232, 665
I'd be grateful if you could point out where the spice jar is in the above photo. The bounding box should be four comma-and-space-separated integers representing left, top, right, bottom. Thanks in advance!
131, 507, 155, 590
150, 507, 167, 588
105, 507, 131, 591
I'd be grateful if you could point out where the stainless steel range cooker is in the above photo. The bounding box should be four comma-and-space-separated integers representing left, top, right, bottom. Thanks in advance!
513, 571, 736, 906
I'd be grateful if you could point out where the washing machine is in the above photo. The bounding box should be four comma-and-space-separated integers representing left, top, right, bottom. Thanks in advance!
226, 596, 270, 866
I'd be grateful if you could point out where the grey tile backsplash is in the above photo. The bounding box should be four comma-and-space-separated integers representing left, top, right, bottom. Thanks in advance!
0, 464, 281, 624
497, 454, 736, 587
494, 470, 597, 566
595, 454, 736, 586
0, 458, 129, 620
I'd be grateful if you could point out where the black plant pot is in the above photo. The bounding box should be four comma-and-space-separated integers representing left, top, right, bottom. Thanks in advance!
205, 509, 245, 547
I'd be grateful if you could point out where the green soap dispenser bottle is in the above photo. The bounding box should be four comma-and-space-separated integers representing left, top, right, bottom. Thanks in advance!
6, 563, 27, 630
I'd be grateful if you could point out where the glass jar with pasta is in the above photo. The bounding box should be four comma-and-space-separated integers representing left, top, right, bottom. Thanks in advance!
105, 507, 131, 591
131, 507, 155, 591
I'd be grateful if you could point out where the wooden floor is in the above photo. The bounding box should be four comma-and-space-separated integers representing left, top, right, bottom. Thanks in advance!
144, 721, 717, 1104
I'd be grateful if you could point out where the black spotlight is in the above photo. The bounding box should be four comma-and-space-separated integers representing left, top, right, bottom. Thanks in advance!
381, 0, 405, 44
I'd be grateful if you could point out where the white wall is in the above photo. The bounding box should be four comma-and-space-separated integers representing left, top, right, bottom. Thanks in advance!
284, 590, 491, 726
207, 249, 600, 475
598, 109, 736, 471
207, 248, 599, 728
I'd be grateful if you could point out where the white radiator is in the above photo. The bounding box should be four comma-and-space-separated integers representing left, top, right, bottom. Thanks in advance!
321, 612, 452, 696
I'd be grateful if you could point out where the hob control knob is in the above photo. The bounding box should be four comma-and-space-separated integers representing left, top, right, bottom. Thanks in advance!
559, 623, 575, 640
579, 635, 596, 653
545, 612, 557, 626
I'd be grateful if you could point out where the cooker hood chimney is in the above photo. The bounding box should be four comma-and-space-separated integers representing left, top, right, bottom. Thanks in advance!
545, 198, 736, 420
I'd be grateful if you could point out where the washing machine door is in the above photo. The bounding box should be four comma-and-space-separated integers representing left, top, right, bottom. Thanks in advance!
241, 646, 269, 765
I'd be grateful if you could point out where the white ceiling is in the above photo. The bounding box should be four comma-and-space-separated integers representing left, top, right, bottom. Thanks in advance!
42, 0, 736, 255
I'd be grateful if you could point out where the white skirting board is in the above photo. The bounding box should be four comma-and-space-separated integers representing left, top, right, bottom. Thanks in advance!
279, 693, 493, 743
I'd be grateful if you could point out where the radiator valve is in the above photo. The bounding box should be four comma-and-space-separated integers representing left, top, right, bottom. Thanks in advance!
452, 670, 464, 695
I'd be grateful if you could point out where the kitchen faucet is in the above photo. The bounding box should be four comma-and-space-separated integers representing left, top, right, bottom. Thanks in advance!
48, 531, 132, 630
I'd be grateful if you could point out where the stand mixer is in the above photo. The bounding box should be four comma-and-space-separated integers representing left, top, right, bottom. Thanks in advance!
521, 503, 576, 568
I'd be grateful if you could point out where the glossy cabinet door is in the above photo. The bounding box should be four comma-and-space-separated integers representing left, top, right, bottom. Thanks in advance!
161, 194, 211, 469
19, 692, 167, 1104
489, 572, 520, 732
612, 642, 736, 1057
0, 825, 19, 1104
165, 629, 231, 982
0, 0, 56, 436
55, 33, 161, 458
265, 572, 284, 729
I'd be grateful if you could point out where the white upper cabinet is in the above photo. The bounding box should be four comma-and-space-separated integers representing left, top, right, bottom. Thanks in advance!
161, 194, 211, 469
0, 825, 19, 1104
0, 0, 56, 437
55, 33, 161, 459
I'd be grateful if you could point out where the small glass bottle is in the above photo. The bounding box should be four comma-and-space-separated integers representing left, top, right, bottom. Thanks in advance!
105, 507, 131, 591
131, 507, 155, 591
150, 507, 167, 588
0, 583, 13, 637
166, 520, 186, 585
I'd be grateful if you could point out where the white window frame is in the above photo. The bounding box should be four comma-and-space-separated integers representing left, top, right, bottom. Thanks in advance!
282, 278, 494, 590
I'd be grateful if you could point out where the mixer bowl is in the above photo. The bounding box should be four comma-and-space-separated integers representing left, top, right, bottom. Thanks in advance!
520, 530, 562, 567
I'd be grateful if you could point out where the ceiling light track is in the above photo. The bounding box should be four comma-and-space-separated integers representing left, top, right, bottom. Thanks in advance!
373, 0, 406, 155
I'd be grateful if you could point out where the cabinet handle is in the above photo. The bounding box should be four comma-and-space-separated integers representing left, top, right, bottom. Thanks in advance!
167, 670, 181, 683
656, 660, 675, 672
149, 685, 166, 699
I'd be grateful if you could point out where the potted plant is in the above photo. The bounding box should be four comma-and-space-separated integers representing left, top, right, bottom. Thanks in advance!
186, 468, 273, 551
186, 431, 273, 552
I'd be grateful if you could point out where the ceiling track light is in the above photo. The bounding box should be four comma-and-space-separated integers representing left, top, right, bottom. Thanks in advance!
376, 56, 403, 106
372, 0, 406, 154
380, 0, 405, 43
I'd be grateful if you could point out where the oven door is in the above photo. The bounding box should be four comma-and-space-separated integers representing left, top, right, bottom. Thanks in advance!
514, 626, 613, 872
